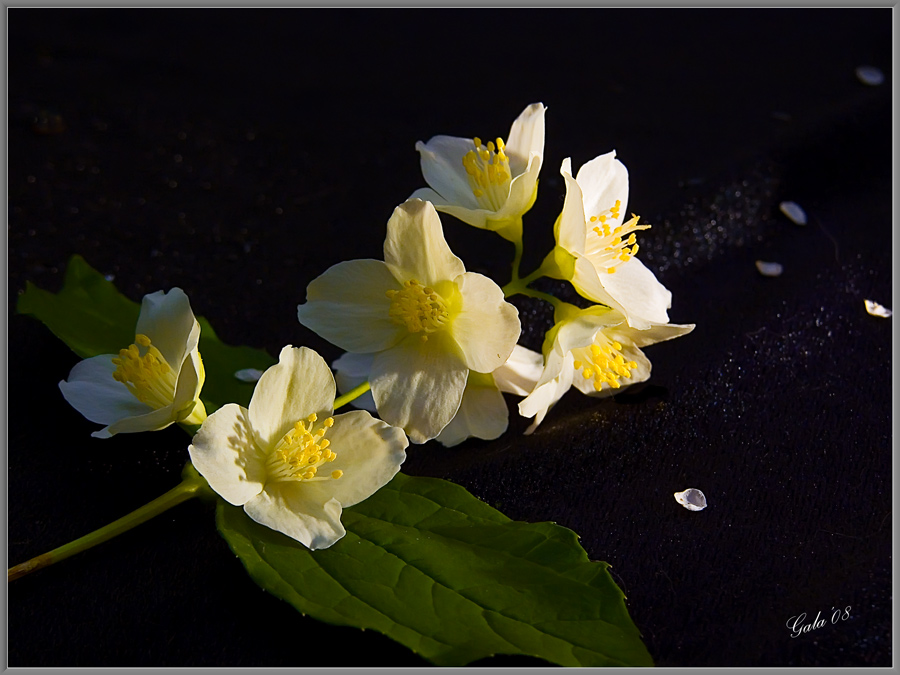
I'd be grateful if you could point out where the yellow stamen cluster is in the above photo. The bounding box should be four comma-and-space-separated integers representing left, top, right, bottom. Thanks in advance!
111, 334, 178, 409
267, 413, 342, 483
572, 336, 638, 392
462, 136, 512, 210
585, 200, 651, 274
385, 279, 449, 342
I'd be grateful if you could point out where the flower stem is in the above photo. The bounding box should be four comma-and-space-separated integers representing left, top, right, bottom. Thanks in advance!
516, 287, 563, 310
8, 473, 206, 582
510, 235, 524, 284
333, 380, 371, 410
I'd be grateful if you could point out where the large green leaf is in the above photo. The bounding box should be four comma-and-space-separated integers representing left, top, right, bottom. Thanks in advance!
19, 254, 652, 667
16, 254, 275, 412
218, 472, 653, 667
17, 255, 142, 360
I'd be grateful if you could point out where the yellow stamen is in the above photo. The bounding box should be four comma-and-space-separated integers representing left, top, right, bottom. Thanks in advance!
585, 204, 651, 274
462, 134, 512, 210
111, 334, 178, 409
386, 279, 450, 336
571, 334, 639, 394
267, 416, 342, 483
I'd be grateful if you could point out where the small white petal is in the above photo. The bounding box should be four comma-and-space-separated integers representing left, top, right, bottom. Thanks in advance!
451, 272, 521, 374
384, 199, 465, 287
188, 403, 267, 506
864, 299, 892, 318
234, 368, 263, 383
332, 352, 377, 412
755, 260, 784, 277
779, 201, 807, 225
855, 65, 884, 86
249, 346, 335, 453
370, 333, 468, 444
492, 344, 544, 397
435, 377, 508, 447
674, 488, 707, 511
245, 485, 346, 550
135, 288, 198, 368
59, 354, 152, 425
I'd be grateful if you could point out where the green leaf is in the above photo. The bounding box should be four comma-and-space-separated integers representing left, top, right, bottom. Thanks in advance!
217, 472, 653, 667
17, 255, 141, 360
195, 317, 275, 411
16, 254, 275, 413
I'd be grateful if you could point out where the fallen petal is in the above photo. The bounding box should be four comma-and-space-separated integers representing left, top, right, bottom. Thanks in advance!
779, 201, 807, 225
864, 299, 892, 318
234, 368, 264, 382
674, 488, 707, 511
755, 260, 783, 277
855, 65, 885, 86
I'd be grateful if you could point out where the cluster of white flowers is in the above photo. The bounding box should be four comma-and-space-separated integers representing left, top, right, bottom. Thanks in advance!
60, 102, 692, 550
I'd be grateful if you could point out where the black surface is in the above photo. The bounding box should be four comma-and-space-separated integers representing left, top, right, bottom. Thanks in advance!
7, 9, 893, 668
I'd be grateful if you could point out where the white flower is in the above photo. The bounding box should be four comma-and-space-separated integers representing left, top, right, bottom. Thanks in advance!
59, 288, 206, 438
519, 303, 694, 434
297, 198, 521, 444
333, 344, 543, 447
411, 103, 546, 240
188, 346, 407, 550
552, 152, 672, 329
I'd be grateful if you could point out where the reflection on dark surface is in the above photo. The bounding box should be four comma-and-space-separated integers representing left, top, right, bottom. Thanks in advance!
8, 8, 891, 667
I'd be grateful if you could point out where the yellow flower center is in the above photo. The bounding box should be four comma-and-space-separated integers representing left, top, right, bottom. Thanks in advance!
267, 413, 343, 483
111, 334, 178, 409
385, 279, 450, 342
572, 335, 638, 392
462, 136, 512, 211
584, 200, 651, 274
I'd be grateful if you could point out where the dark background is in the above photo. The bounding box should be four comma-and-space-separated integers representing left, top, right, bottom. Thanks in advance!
7, 9, 893, 667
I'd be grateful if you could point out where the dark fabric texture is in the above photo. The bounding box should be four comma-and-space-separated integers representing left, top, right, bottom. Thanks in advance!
8, 9, 892, 667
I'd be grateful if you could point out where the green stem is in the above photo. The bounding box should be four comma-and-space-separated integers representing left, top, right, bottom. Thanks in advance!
503, 266, 545, 297
333, 380, 371, 410
510, 236, 524, 285
515, 287, 563, 310
8, 474, 206, 582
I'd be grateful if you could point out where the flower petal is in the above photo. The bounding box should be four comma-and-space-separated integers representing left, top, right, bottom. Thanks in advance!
59, 354, 152, 424
571, 258, 668, 330
409, 186, 447, 205
415, 136, 481, 209
595, 258, 672, 328
332, 352, 377, 412
370, 333, 468, 444
297, 259, 404, 353
450, 272, 520, 373
431, 202, 492, 230
574, 150, 629, 220
244, 484, 346, 550
383, 199, 465, 286
301, 409, 407, 507
491, 153, 541, 222
249, 346, 336, 453
610, 321, 696, 349
518, 352, 576, 432
188, 403, 267, 506
135, 288, 198, 368
436, 377, 508, 447
505, 103, 546, 178
492, 344, 544, 396
172, 339, 204, 421
557, 158, 588, 254
100, 406, 179, 438
554, 307, 624, 357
